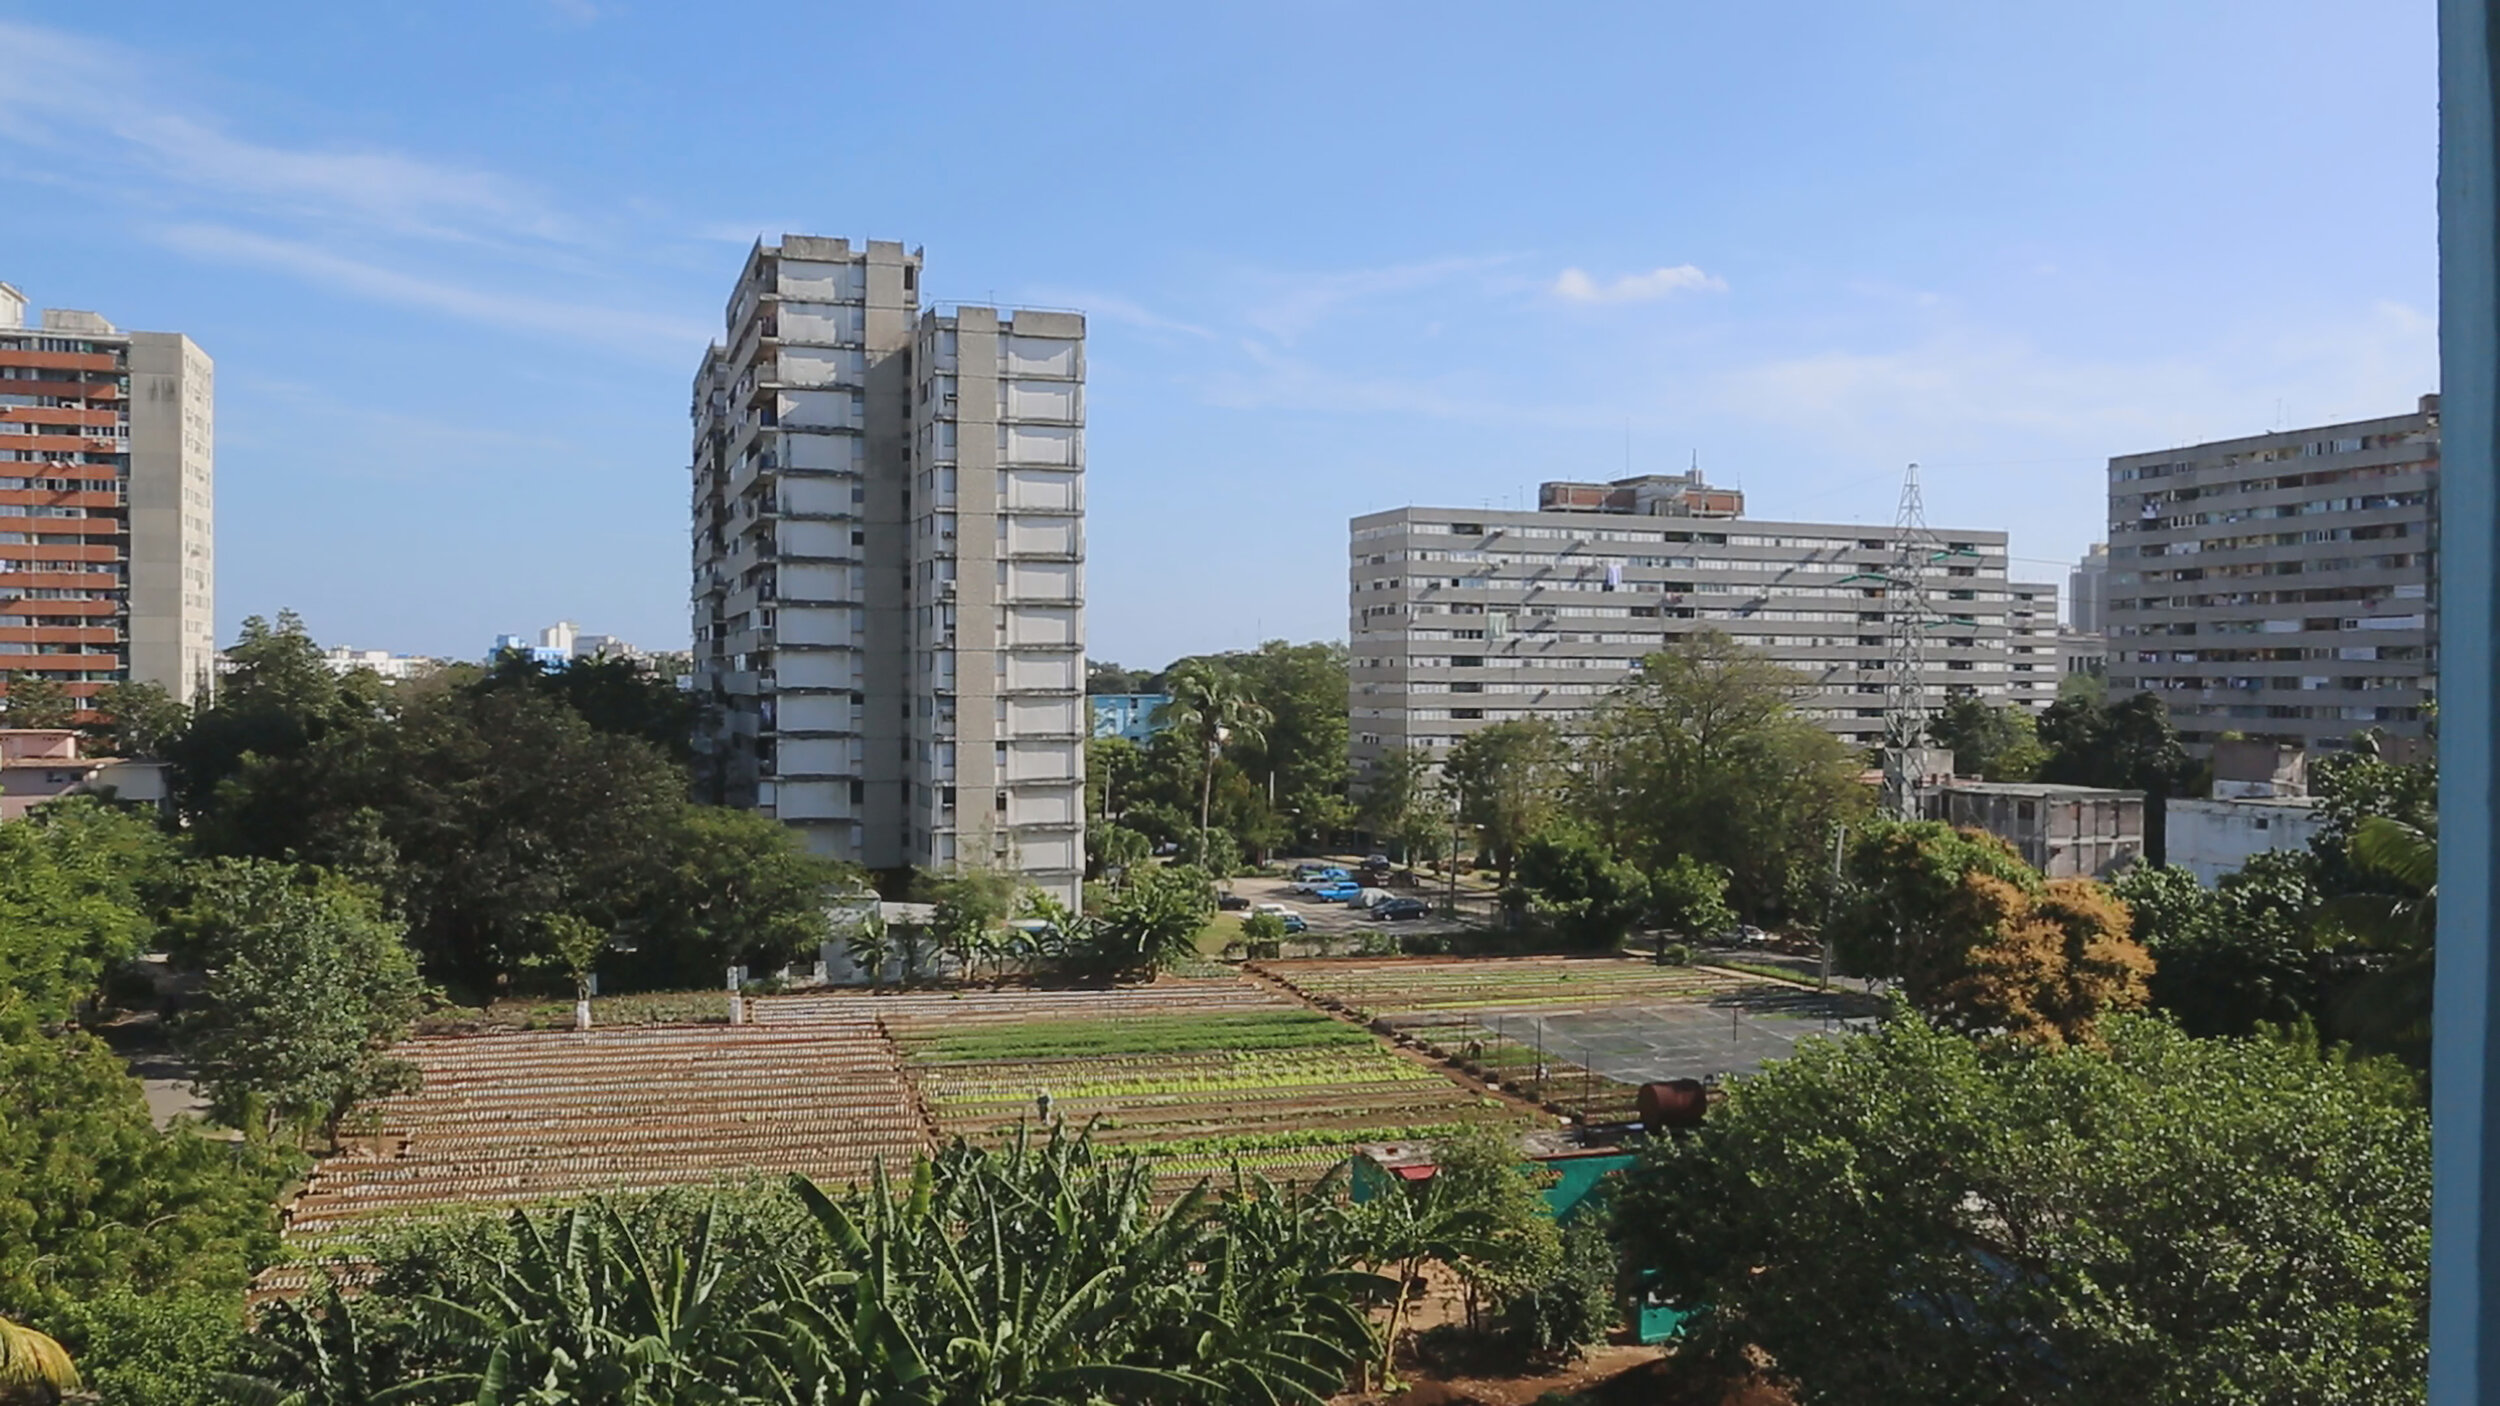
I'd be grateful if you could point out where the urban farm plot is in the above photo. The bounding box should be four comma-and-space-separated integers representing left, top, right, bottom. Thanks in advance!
852, 980, 1519, 1187
1257, 956, 1878, 1122
285, 1018, 927, 1246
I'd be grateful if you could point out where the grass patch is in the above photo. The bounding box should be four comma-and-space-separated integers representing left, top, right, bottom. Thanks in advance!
910, 1009, 1373, 1062
1707, 960, 1821, 986
1195, 912, 1247, 957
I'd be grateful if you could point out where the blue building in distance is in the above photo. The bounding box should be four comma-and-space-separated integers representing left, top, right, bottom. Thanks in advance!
1090, 693, 1173, 745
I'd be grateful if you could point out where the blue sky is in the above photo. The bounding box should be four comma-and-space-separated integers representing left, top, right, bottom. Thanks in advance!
0, 2, 2434, 667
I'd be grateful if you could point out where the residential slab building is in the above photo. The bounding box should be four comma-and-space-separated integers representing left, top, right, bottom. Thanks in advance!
1349, 471, 2035, 773
2104, 396, 2438, 752
690, 237, 1083, 901
0, 283, 214, 711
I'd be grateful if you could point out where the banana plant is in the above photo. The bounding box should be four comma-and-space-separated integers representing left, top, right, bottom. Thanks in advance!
0, 1315, 79, 1403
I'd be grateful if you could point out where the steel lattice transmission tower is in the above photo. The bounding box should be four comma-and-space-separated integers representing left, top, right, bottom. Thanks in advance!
1879, 462, 1939, 820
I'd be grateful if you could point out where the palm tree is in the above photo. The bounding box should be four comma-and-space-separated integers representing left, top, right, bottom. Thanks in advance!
0, 1316, 79, 1404
1162, 662, 1271, 847
2327, 816, 2437, 1064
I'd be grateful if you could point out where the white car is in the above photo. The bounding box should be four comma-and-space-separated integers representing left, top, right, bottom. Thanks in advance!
1254, 902, 1297, 918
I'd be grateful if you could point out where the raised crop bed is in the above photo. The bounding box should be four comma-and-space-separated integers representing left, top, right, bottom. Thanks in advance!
284, 1018, 926, 1246
860, 980, 1519, 1187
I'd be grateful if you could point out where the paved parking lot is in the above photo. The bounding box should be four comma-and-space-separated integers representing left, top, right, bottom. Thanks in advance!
1222, 873, 1478, 938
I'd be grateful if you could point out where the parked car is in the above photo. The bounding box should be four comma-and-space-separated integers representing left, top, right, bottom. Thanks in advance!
1725, 924, 1771, 946
1250, 902, 1309, 933
1290, 862, 1342, 882
1217, 892, 1251, 911
1363, 853, 1392, 869
1345, 888, 1394, 910
1371, 898, 1431, 921
1292, 869, 1353, 894
1309, 881, 1365, 902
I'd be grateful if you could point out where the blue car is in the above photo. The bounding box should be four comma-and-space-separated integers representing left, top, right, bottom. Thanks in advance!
1309, 881, 1364, 902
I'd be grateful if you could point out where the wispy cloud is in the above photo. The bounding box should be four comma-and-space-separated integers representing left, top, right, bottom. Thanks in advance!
161, 224, 711, 354
1551, 264, 1727, 304
1243, 255, 1517, 342
1708, 299, 2436, 458
0, 21, 568, 245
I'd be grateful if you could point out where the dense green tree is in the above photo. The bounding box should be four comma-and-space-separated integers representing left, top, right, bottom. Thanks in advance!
1085, 659, 1157, 695
83, 679, 189, 760
1648, 853, 1736, 944
1162, 659, 1273, 843
1833, 821, 2151, 1047
169, 860, 424, 1143
2037, 690, 2198, 863
630, 806, 848, 988
0, 1005, 289, 1406
1573, 632, 1868, 920
472, 649, 702, 761
2114, 858, 2326, 1039
0, 670, 76, 728
1614, 1010, 2427, 1406
0, 807, 159, 1024
164, 611, 382, 826
1355, 745, 1445, 864
1927, 696, 2045, 781
1443, 718, 1570, 884
212, 684, 691, 996
1514, 825, 1650, 950
1216, 641, 1354, 847
2308, 739, 2437, 896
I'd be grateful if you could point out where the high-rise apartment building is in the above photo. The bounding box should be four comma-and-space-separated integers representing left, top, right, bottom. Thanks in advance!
2068, 542, 2109, 633
2103, 396, 2438, 751
0, 283, 214, 711
690, 238, 1084, 900
2005, 580, 2062, 710
1349, 471, 2031, 774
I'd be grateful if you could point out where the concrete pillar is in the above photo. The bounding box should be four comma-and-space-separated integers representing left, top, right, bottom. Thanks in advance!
2435, 3, 2500, 1398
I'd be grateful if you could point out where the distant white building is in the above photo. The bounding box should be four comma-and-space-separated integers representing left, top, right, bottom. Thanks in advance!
489, 620, 644, 668
322, 647, 440, 681
2166, 741, 2328, 884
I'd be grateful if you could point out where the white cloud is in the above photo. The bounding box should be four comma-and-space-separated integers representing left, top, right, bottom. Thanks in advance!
1551, 264, 1727, 304
161, 225, 711, 354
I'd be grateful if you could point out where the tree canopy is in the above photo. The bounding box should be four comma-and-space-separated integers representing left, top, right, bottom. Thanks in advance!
1615, 1010, 2427, 1406
1572, 632, 1868, 921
